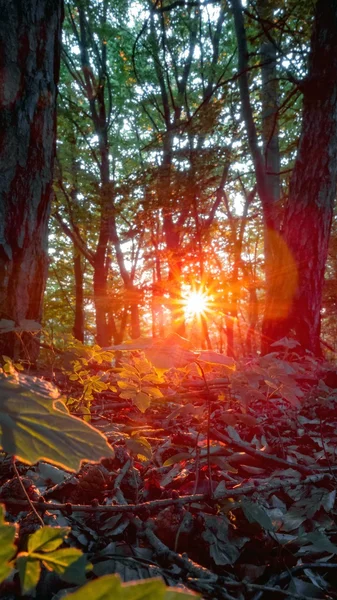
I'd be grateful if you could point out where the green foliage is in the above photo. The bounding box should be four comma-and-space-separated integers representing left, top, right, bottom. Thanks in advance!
63, 574, 199, 600
0, 505, 17, 584
0, 370, 114, 471
63, 340, 116, 416
116, 355, 164, 413
1, 355, 24, 374
0, 509, 198, 598
17, 526, 90, 595
0, 514, 90, 596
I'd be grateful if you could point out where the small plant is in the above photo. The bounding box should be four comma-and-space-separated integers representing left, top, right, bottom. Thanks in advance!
0, 505, 198, 599
116, 353, 165, 412
61, 339, 116, 418
1, 355, 24, 375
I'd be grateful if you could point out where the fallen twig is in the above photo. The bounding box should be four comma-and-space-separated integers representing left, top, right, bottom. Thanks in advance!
1, 472, 332, 514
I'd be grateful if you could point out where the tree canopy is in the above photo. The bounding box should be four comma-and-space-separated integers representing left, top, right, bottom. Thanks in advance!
2, 3, 337, 598
1, 0, 337, 358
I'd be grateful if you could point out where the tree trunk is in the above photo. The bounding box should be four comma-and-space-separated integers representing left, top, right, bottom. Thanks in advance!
257, 0, 280, 205
0, 0, 63, 360
262, 0, 337, 354
73, 249, 84, 343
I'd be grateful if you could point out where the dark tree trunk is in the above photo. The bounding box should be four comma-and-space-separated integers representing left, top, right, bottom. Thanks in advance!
0, 0, 63, 360
262, 0, 337, 354
257, 0, 280, 205
73, 249, 84, 343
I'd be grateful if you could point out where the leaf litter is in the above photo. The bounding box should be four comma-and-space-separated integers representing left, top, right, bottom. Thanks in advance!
1, 347, 337, 599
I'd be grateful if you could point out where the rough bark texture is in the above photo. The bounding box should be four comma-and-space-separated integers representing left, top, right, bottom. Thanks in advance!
257, 0, 280, 204
262, 0, 337, 354
0, 0, 63, 359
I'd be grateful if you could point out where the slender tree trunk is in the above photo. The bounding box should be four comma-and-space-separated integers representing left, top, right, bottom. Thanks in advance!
262, 0, 337, 354
0, 0, 63, 360
246, 282, 258, 355
73, 248, 84, 343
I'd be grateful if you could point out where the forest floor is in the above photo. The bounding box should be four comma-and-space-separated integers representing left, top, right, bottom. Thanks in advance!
1, 342, 337, 600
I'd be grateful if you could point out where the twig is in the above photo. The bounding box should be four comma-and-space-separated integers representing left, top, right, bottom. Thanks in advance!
112, 459, 132, 505
235, 580, 322, 600
196, 361, 214, 494
210, 427, 315, 475
114, 459, 131, 490
2, 473, 332, 515
12, 458, 44, 527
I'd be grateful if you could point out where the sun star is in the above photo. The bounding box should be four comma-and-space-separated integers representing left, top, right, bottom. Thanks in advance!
183, 290, 210, 318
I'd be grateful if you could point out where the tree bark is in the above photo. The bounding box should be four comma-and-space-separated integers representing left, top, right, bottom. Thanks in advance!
73, 248, 84, 343
257, 0, 280, 205
262, 0, 337, 354
0, 0, 64, 360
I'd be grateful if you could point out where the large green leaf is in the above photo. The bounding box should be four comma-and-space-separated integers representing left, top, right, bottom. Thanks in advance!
63, 575, 199, 600
34, 548, 86, 578
0, 374, 114, 471
27, 526, 70, 553
17, 526, 89, 594
17, 555, 41, 595
0, 504, 17, 584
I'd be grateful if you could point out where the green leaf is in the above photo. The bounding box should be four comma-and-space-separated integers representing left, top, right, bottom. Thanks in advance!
165, 590, 200, 599
142, 386, 163, 398
17, 555, 41, 595
118, 380, 138, 390
163, 452, 192, 467
241, 499, 274, 531
58, 552, 90, 585
197, 351, 236, 369
63, 573, 120, 600
126, 437, 152, 460
2, 355, 13, 364
63, 575, 197, 600
0, 504, 17, 584
27, 526, 70, 553
0, 374, 114, 471
34, 547, 86, 578
133, 391, 152, 413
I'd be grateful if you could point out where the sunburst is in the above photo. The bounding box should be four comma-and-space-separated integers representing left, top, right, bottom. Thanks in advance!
182, 289, 212, 319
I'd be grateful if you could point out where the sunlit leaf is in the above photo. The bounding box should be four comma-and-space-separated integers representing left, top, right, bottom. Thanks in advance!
28, 526, 70, 553
197, 351, 236, 369
127, 437, 152, 459
37, 547, 86, 577
63, 574, 198, 600
0, 374, 114, 471
133, 391, 152, 412
0, 505, 17, 584
118, 380, 138, 390
142, 386, 163, 398
163, 452, 192, 467
17, 555, 41, 595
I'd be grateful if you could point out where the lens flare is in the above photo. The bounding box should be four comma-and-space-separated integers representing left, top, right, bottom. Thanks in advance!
183, 290, 210, 318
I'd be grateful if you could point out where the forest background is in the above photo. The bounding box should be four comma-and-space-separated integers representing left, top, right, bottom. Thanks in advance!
1, 0, 337, 360
2, 3, 337, 598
